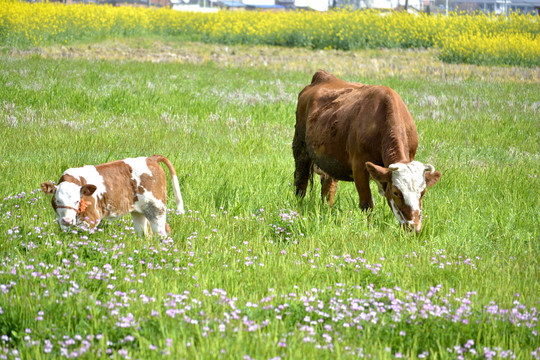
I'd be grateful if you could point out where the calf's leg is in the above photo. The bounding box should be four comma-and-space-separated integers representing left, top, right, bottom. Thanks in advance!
137, 201, 168, 237
132, 212, 151, 237
144, 208, 168, 237
148, 214, 168, 237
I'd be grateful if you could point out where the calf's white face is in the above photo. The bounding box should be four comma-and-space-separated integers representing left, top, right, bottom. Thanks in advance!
366, 161, 441, 233
41, 180, 98, 231
54, 182, 82, 230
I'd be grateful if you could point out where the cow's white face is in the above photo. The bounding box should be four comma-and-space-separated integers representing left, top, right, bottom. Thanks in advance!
53, 182, 83, 230
387, 162, 428, 232
366, 161, 441, 233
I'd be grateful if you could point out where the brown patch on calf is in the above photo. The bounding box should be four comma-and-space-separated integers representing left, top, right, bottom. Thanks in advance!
425, 171, 442, 187
95, 160, 136, 217
77, 197, 100, 227
81, 184, 97, 197
60, 174, 83, 187
134, 156, 169, 204
41, 182, 56, 195
139, 171, 166, 203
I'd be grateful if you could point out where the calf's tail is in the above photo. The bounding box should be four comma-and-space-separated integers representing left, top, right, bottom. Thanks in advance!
153, 155, 185, 214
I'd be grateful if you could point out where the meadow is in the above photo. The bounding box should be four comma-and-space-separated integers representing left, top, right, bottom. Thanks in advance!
0, 6, 538, 359
0, 36, 538, 359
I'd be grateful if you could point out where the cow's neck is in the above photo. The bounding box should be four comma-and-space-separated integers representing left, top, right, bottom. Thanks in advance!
382, 138, 412, 167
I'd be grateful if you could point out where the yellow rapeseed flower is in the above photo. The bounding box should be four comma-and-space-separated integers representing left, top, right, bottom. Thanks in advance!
1, 1, 538, 66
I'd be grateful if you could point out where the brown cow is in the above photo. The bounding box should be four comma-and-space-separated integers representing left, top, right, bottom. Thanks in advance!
293, 70, 441, 233
41, 155, 185, 237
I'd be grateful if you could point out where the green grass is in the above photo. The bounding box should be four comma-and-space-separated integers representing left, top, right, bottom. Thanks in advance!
0, 40, 538, 359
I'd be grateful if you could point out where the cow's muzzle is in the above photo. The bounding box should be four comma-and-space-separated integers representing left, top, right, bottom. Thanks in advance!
401, 222, 421, 234
61, 217, 75, 227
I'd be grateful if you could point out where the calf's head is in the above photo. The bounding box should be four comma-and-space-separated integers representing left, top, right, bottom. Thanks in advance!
41, 181, 98, 231
366, 161, 441, 233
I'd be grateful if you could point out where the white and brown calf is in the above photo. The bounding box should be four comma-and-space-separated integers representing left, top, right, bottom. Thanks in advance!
41, 155, 185, 237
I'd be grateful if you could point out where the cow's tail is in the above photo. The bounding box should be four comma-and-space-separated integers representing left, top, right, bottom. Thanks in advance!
294, 159, 315, 200
154, 155, 185, 214
308, 162, 315, 193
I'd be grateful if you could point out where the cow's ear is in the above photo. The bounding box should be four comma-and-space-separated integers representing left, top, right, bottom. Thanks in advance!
425, 171, 441, 187
365, 162, 392, 184
81, 184, 97, 196
41, 182, 57, 195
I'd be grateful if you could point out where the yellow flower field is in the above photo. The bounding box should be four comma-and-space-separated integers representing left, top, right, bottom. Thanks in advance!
1, 0, 539, 66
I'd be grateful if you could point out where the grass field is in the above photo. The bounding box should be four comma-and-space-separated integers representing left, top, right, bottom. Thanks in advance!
0, 39, 539, 359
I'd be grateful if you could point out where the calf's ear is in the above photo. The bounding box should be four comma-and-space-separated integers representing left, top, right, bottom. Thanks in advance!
425, 171, 441, 187
81, 184, 97, 196
41, 182, 57, 195
365, 162, 392, 184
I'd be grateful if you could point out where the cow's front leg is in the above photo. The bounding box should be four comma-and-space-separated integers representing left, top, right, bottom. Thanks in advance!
352, 165, 374, 212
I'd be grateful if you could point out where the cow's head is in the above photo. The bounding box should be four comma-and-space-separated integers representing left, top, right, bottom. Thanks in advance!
41, 181, 98, 231
365, 161, 441, 233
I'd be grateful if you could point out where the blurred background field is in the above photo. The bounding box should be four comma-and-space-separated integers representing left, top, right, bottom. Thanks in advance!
1, 1, 539, 66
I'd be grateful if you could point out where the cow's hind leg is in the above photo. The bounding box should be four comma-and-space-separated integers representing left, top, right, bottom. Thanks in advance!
322, 177, 339, 206
132, 212, 151, 237
315, 165, 338, 206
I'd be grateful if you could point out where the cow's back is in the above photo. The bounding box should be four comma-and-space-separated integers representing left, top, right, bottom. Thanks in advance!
296, 70, 362, 130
